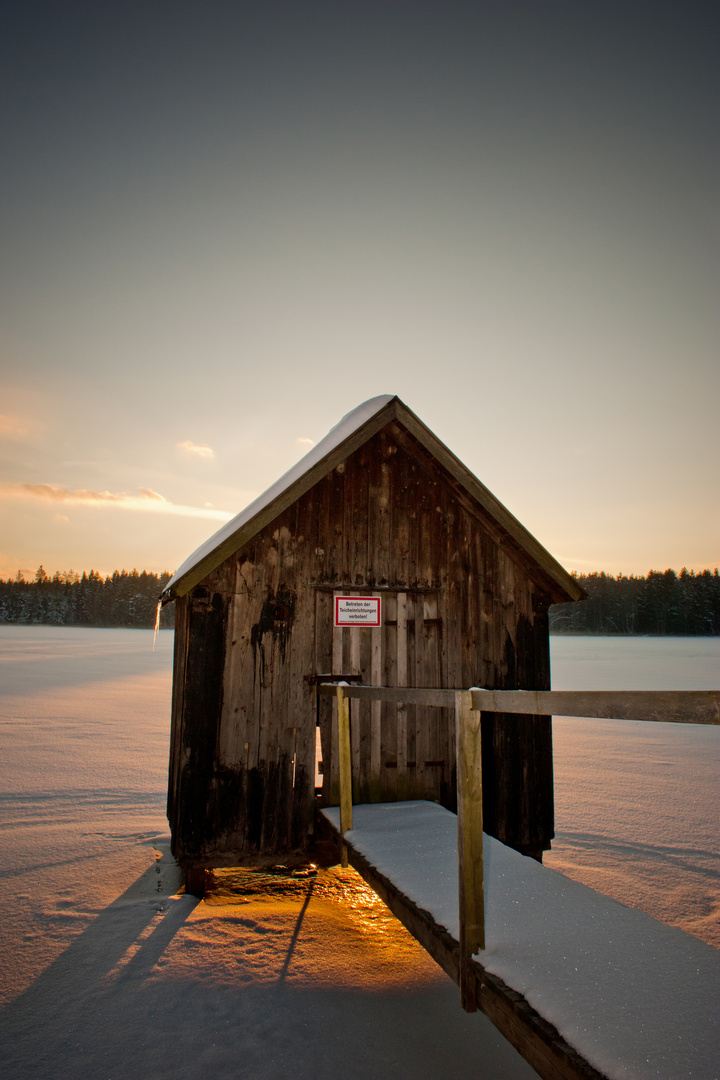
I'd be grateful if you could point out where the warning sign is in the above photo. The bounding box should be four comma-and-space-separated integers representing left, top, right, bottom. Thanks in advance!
334, 596, 381, 627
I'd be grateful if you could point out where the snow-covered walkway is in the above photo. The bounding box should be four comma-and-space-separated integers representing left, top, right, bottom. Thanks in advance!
323, 801, 720, 1080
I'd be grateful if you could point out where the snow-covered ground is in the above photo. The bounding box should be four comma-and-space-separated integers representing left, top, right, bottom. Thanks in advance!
0, 627, 537, 1080
0, 628, 717, 1079
547, 636, 720, 949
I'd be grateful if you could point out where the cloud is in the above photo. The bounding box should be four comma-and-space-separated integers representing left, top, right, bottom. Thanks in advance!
0, 482, 233, 521
296, 437, 315, 448
53, 514, 70, 524
177, 440, 216, 460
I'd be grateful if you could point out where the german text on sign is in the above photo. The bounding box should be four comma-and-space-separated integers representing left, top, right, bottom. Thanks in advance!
334, 596, 381, 627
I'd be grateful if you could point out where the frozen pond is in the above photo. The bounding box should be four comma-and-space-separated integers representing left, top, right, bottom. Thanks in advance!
0, 628, 174, 1008
547, 635, 720, 947
551, 634, 720, 692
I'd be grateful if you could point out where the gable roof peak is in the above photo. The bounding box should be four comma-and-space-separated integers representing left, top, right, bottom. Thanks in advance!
163, 395, 399, 600
162, 395, 582, 604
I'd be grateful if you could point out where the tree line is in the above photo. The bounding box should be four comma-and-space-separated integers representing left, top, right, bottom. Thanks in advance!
0, 567, 175, 628
549, 568, 720, 635
0, 565, 718, 634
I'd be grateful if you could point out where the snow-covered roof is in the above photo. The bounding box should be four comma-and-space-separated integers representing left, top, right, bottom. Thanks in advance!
162, 395, 583, 603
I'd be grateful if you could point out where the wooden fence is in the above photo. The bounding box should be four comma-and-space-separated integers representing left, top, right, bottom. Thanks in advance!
319, 682, 719, 1010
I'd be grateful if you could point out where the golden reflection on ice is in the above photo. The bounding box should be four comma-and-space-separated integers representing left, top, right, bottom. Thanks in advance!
205, 865, 399, 936
159, 865, 448, 992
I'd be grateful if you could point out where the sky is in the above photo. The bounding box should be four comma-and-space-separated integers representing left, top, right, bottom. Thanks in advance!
1, 0, 717, 581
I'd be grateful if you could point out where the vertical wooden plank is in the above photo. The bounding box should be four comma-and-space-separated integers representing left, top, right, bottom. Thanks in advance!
382, 592, 398, 799
314, 473, 331, 586
314, 587, 333, 674
455, 689, 485, 1012
256, 527, 292, 854
285, 497, 317, 848
315, 589, 335, 805
444, 501, 462, 811
218, 554, 260, 770
370, 590, 382, 800
413, 591, 429, 798
436, 581, 452, 809
337, 685, 353, 867
332, 602, 344, 671
502, 554, 517, 688
479, 535, 504, 852
479, 530, 494, 688
349, 622, 362, 798
405, 594, 417, 794
368, 437, 391, 587
349, 622, 361, 673
396, 590, 408, 797
328, 592, 343, 796
531, 593, 552, 692
395, 453, 411, 587
396, 593, 407, 677
251, 540, 273, 852
357, 617, 372, 800
175, 586, 228, 862
327, 464, 346, 584
347, 449, 370, 584
424, 593, 443, 797
407, 460, 421, 589
236, 553, 264, 851
342, 454, 355, 584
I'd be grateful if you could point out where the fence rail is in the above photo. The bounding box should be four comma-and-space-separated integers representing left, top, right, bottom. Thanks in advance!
319, 681, 719, 1010
470, 688, 719, 725
318, 683, 720, 724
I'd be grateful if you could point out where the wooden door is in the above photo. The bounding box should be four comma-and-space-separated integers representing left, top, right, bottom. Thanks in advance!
315, 589, 455, 808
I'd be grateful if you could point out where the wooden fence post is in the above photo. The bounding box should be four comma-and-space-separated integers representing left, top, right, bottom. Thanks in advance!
337, 683, 353, 868
455, 689, 485, 1012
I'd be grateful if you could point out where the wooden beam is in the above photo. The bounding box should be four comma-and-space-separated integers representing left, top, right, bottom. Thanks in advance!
318, 684, 720, 725
455, 690, 485, 1012
319, 683, 456, 707
470, 689, 720, 726
336, 684, 353, 867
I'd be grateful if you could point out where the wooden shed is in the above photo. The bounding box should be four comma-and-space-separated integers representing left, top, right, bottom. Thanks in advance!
162, 395, 583, 879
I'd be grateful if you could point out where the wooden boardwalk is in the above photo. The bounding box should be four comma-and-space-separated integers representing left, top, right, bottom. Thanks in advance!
317, 801, 720, 1080
317, 807, 604, 1080
321, 681, 719, 1008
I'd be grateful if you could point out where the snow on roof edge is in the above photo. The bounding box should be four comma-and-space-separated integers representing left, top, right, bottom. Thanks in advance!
163, 395, 395, 597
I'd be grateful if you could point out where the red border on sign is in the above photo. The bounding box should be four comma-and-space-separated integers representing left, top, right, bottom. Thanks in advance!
334, 596, 381, 627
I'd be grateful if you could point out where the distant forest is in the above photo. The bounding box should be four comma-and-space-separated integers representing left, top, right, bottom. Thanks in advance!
0, 568, 175, 629
549, 569, 720, 635
0, 566, 718, 635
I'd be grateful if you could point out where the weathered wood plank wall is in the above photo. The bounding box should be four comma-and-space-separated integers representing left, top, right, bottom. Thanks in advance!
316, 589, 453, 808
168, 421, 555, 867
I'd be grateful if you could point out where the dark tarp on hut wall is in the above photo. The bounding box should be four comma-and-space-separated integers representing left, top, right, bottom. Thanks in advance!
163, 396, 583, 871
